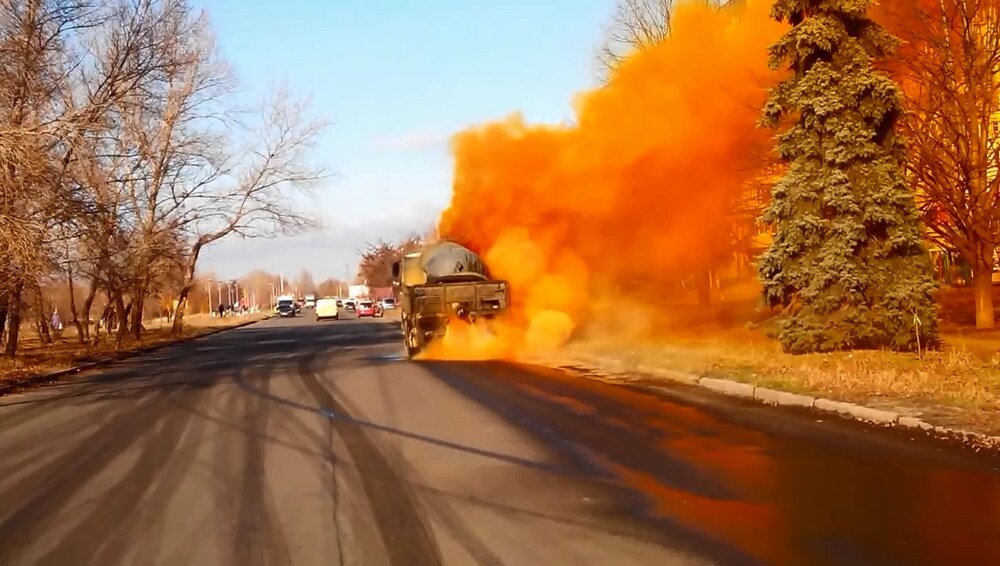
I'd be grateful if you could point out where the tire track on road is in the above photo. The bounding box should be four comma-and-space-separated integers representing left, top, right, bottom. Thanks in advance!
231, 358, 294, 566
297, 351, 443, 566
330, 365, 506, 566
0, 389, 180, 563
35, 381, 210, 566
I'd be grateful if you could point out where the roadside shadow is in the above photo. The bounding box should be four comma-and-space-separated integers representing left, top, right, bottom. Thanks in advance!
0, 322, 402, 410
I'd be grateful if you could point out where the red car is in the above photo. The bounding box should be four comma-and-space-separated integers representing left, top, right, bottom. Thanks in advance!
356, 300, 383, 317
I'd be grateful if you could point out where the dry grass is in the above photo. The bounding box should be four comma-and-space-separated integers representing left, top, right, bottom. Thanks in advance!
0, 313, 267, 386
572, 284, 1000, 436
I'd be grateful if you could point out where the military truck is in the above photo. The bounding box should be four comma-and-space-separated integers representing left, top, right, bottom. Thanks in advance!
391, 241, 510, 357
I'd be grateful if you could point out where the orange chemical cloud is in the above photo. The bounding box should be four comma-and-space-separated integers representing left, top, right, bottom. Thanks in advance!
433, 1, 784, 359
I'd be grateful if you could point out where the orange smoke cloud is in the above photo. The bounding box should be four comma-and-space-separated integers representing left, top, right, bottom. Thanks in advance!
432, 0, 785, 359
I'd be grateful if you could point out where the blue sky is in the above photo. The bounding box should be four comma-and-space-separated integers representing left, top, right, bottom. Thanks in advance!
196, 0, 616, 281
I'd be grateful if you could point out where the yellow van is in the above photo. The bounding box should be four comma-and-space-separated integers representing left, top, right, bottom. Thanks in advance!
315, 297, 339, 321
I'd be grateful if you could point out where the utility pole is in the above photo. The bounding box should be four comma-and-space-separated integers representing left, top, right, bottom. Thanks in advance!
344, 262, 350, 297
205, 280, 213, 313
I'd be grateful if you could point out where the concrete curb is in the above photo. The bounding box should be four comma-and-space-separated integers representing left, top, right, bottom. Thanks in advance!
754, 387, 815, 408
559, 354, 1000, 452
636, 365, 700, 385
700, 377, 756, 398
0, 316, 269, 397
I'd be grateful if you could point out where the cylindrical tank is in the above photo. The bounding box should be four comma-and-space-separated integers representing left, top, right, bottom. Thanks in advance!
419, 241, 490, 283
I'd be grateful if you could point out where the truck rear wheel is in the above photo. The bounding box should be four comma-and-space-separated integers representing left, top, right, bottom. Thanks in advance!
404, 318, 424, 358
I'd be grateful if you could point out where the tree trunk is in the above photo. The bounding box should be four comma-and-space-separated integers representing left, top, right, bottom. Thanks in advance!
0, 292, 8, 347
973, 265, 995, 329
129, 280, 149, 342
171, 246, 203, 337
37, 315, 52, 344
696, 267, 712, 306
171, 284, 194, 337
35, 291, 52, 345
80, 276, 99, 342
94, 304, 113, 344
130, 290, 145, 341
67, 265, 84, 342
115, 296, 132, 347
4, 283, 24, 358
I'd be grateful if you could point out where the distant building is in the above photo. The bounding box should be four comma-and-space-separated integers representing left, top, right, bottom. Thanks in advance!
369, 287, 394, 300
348, 284, 369, 298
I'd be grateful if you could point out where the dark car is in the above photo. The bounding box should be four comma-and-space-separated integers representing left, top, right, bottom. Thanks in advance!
277, 302, 295, 317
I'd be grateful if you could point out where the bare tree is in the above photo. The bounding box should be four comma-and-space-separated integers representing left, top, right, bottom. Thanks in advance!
596, 0, 737, 78
316, 277, 347, 297
358, 240, 402, 288
880, 0, 1000, 328
0, 1, 333, 355
110, 1, 235, 340
597, 0, 673, 77
0, 0, 100, 356
239, 269, 279, 308
295, 269, 316, 294
0, 0, 202, 352
357, 233, 428, 288
169, 88, 330, 335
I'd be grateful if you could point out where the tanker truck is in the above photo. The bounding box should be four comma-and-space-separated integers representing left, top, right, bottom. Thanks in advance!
391, 241, 509, 357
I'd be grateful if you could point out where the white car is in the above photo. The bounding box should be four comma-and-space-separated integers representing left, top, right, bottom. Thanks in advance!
379, 298, 397, 310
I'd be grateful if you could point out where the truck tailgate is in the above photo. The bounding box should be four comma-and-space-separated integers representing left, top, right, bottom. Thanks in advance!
412, 281, 509, 314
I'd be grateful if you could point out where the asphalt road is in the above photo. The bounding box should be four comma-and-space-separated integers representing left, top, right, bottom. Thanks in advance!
1, 314, 998, 566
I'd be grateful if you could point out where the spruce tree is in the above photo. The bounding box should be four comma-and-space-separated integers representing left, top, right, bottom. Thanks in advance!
758, 0, 939, 354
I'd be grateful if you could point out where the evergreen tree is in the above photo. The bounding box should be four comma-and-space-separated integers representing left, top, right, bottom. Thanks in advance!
758, 0, 938, 353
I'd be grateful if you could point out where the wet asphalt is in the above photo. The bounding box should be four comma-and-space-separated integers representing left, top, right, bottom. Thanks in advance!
0, 313, 997, 565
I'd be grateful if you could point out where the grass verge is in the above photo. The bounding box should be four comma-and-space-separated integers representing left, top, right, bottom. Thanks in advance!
570, 284, 1000, 436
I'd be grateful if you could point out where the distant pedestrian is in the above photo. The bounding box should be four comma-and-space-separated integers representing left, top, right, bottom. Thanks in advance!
217, 303, 225, 318
51, 310, 63, 338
